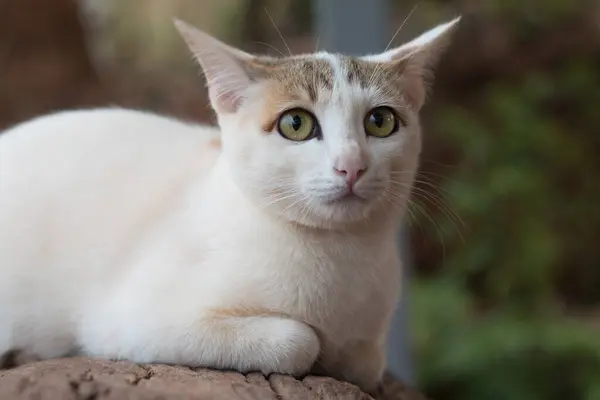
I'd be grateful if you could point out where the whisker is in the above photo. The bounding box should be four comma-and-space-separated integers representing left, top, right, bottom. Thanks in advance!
407, 197, 447, 266
384, 189, 422, 235
389, 170, 458, 214
252, 41, 286, 57
388, 177, 466, 240
390, 195, 423, 230
263, 191, 299, 208
384, 183, 451, 266
383, 2, 421, 52
413, 176, 454, 198
410, 187, 466, 243
264, 7, 292, 56
297, 195, 314, 224
420, 159, 459, 170
367, 2, 420, 87
412, 181, 464, 222
281, 194, 308, 215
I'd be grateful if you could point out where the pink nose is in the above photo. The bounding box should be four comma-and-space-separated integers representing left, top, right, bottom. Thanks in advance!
333, 162, 367, 187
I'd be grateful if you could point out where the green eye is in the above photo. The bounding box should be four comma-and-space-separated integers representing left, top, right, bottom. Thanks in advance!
277, 108, 316, 141
364, 107, 398, 138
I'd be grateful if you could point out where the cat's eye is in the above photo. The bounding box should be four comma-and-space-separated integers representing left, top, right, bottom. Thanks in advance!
364, 107, 398, 138
277, 108, 316, 141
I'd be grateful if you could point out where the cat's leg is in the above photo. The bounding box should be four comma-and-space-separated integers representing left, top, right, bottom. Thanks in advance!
322, 339, 386, 395
79, 308, 320, 376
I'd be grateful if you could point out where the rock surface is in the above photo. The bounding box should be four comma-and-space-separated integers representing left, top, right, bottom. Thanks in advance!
0, 357, 429, 400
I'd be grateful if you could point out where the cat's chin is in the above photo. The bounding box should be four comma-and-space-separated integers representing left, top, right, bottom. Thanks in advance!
322, 192, 368, 205
281, 195, 377, 229
321, 196, 372, 217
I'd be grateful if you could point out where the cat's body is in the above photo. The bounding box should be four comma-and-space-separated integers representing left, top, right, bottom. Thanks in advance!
0, 18, 460, 393
0, 107, 398, 388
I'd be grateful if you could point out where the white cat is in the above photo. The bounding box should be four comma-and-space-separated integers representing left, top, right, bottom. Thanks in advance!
0, 17, 460, 393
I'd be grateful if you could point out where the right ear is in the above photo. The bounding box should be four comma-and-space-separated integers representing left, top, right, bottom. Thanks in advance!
363, 17, 461, 110
174, 19, 258, 114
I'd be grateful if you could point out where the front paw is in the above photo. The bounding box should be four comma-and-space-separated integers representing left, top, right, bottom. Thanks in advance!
257, 318, 320, 376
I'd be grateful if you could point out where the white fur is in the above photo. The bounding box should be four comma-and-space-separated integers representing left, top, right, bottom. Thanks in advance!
0, 18, 459, 393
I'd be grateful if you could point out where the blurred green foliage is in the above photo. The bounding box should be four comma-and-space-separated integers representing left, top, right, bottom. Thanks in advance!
413, 278, 600, 400
410, 1, 600, 398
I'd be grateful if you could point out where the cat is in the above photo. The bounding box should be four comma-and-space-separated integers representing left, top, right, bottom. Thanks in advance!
0, 17, 460, 394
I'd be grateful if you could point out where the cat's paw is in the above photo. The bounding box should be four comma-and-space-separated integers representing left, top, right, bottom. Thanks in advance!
250, 318, 320, 376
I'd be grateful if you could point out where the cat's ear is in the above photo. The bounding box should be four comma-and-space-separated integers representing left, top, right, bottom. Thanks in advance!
364, 17, 461, 110
174, 19, 258, 114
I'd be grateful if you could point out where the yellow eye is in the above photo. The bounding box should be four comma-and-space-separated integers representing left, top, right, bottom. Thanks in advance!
277, 109, 316, 141
364, 107, 398, 138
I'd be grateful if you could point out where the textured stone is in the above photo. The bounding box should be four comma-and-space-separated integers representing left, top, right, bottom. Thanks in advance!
0, 357, 429, 400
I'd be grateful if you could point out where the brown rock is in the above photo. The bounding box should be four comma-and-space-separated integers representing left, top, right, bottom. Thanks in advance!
0, 357, 428, 400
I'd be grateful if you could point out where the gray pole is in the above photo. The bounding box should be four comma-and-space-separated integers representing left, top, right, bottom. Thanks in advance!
314, 0, 414, 384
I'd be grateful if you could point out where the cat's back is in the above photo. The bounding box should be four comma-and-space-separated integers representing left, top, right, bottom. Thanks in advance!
0, 108, 220, 173
0, 108, 220, 276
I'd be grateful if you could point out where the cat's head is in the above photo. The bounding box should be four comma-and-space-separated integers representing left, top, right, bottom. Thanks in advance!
175, 18, 460, 229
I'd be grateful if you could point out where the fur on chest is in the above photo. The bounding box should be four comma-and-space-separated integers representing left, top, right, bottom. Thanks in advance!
204, 226, 400, 341
173, 191, 402, 341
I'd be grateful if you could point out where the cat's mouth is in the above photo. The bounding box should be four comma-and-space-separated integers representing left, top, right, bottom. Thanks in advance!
322, 191, 367, 205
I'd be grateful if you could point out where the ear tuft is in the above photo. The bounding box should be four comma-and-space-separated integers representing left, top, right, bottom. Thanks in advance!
364, 16, 461, 110
174, 19, 256, 114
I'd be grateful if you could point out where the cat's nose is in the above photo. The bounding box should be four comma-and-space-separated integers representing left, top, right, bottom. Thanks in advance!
333, 160, 367, 187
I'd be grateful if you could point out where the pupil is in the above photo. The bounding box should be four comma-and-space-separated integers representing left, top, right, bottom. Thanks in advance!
292, 115, 302, 131
372, 112, 384, 128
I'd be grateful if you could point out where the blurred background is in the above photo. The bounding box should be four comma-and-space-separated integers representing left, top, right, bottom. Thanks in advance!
1, 0, 599, 399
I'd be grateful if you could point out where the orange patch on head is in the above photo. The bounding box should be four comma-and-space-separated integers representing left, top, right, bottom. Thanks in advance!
247, 57, 334, 134
259, 87, 310, 133
339, 56, 406, 94
247, 54, 410, 134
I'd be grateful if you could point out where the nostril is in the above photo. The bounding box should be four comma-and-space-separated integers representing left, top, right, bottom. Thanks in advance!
333, 167, 347, 176
333, 167, 367, 175
333, 166, 368, 185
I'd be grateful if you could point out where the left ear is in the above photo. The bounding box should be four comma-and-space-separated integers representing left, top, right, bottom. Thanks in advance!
174, 19, 260, 114
363, 17, 461, 110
